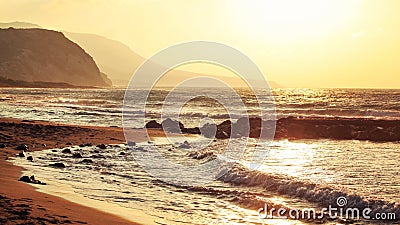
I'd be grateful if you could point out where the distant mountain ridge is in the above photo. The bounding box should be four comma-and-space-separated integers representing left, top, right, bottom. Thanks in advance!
0, 28, 111, 87
0, 21, 283, 88
0, 21, 41, 29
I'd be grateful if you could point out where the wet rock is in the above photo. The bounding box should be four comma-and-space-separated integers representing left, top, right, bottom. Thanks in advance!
179, 141, 191, 149
79, 144, 85, 147
0, 143, 6, 148
19, 175, 31, 183
181, 127, 201, 134
16, 144, 29, 151
18, 151, 25, 157
93, 150, 100, 153
62, 148, 72, 154
26, 156, 34, 161
19, 175, 46, 185
97, 144, 107, 149
49, 162, 66, 168
72, 152, 83, 158
119, 152, 126, 155
84, 143, 92, 147
127, 141, 136, 146
81, 159, 93, 164
369, 128, 393, 142
200, 123, 217, 138
161, 118, 184, 133
51, 149, 58, 152
91, 154, 105, 159
145, 120, 162, 129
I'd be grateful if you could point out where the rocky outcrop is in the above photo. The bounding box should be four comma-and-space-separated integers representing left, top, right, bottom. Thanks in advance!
145, 117, 400, 142
0, 28, 111, 87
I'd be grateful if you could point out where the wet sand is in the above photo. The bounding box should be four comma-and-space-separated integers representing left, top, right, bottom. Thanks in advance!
0, 117, 165, 225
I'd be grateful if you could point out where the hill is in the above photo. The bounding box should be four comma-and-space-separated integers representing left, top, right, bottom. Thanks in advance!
0, 28, 111, 87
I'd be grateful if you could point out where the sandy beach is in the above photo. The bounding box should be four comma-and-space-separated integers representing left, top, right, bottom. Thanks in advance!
0, 117, 164, 225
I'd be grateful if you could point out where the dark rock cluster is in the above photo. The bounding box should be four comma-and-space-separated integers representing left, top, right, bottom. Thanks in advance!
145, 117, 400, 142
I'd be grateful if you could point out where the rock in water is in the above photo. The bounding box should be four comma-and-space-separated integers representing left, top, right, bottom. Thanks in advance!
26, 156, 33, 161
72, 152, 83, 158
19, 175, 46, 185
162, 118, 184, 133
81, 159, 93, 164
62, 148, 72, 154
97, 144, 107, 149
19, 176, 31, 183
179, 141, 191, 149
127, 141, 136, 146
16, 144, 29, 151
145, 120, 162, 129
49, 162, 66, 168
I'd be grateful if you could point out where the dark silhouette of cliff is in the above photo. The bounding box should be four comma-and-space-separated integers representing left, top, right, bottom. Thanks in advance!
0, 28, 111, 87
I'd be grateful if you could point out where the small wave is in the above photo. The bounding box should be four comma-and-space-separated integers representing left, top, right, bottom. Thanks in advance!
217, 164, 400, 220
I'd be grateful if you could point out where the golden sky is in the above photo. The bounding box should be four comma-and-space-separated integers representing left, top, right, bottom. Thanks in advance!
1, 0, 400, 88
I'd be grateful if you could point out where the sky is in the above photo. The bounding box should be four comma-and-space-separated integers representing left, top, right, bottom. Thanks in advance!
1, 0, 400, 88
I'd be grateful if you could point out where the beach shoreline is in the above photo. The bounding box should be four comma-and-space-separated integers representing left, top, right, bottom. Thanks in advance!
0, 117, 165, 225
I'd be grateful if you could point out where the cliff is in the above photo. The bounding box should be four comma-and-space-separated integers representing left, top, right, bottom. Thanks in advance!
0, 28, 111, 87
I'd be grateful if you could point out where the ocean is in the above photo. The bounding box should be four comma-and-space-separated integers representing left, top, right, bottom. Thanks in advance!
4, 88, 400, 224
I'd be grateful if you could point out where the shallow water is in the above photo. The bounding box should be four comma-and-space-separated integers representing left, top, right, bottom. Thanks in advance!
11, 137, 400, 224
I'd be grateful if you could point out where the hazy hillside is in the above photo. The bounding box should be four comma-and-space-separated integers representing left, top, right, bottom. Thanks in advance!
64, 32, 143, 86
0, 21, 41, 29
0, 21, 282, 88
0, 28, 111, 87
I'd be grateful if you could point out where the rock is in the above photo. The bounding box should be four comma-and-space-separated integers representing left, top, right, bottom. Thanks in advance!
179, 141, 191, 149
161, 118, 184, 132
93, 150, 100, 153
200, 123, 217, 138
19, 176, 31, 183
72, 152, 83, 158
41, 144, 47, 147
26, 156, 33, 161
79, 144, 85, 147
19, 175, 46, 185
62, 148, 72, 154
84, 143, 92, 147
97, 144, 107, 149
119, 152, 126, 155
181, 127, 201, 134
0, 143, 6, 148
66, 142, 73, 145
51, 149, 58, 152
369, 129, 393, 142
16, 144, 29, 151
18, 151, 25, 157
127, 141, 136, 146
49, 162, 66, 168
145, 120, 162, 129
91, 154, 105, 159
81, 159, 93, 163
